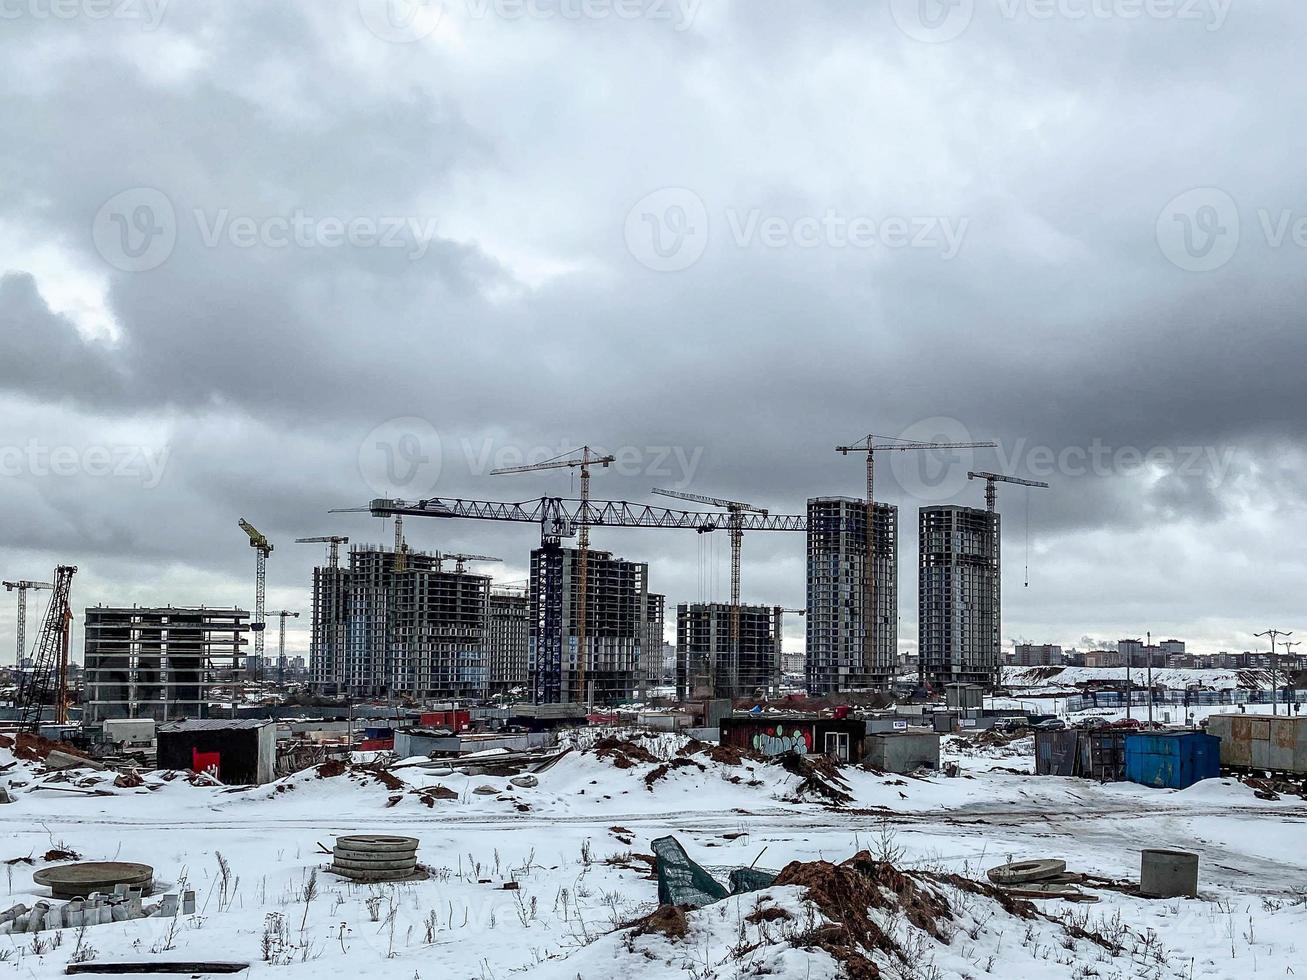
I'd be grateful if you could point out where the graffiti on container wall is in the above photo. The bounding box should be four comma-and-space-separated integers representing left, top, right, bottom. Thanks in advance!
751, 724, 813, 756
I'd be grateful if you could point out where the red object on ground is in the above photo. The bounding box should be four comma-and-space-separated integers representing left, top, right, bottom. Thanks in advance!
419, 710, 470, 732
833, 705, 851, 720
192, 749, 221, 774
359, 738, 395, 751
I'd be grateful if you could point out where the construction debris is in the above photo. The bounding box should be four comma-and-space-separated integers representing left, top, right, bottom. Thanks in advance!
651, 836, 776, 908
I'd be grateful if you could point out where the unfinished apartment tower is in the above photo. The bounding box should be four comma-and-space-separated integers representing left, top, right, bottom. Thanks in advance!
83, 607, 249, 726
642, 593, 665, 693
487, 589, 530, 695
314, 546, 490, 699
805, 496, 898, 695
529, 545, 649, 706
309, 563, 349, 694
918, 505, 999, 687
676, 602, 781, 700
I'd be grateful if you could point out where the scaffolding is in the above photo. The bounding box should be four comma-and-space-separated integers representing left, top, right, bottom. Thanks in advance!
82, 606, 249, 725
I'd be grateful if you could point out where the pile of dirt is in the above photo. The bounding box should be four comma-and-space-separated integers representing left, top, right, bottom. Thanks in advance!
775, 752, 854, 806
593, 736, 661, 769
310, 759, 404, 790
628, 904, 688, 939
974, 728, 1031, 747
690, 742, 764, 767
9, 733, 88, 763
773, 851, 1036, 979
645, 756, 705, 790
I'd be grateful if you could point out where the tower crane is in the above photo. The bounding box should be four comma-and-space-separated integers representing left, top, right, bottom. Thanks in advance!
967, 471, 1050, 688
439, 553, 502, 574
238, 519, 273, 663
836, 434, 997, 683
651, 488, 767, 696
295, 535, 349, 568
16, 565, 75, 731
270, 610, 300, 684
491, 447, 615, 706
3, 579, 52, 664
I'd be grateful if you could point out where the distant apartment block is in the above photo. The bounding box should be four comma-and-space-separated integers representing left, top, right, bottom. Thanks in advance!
642, 593, 666, 690
675, 602, 781, 700
487, 590, 529, 694
83, 606, 249, 725
805, 497, 898, 695
529, 545, 649, 705
918, 505, 1000, 687
1011, 643, 1063, 667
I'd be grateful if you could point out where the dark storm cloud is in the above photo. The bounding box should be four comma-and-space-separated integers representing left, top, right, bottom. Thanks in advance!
2, 0, 1306, 655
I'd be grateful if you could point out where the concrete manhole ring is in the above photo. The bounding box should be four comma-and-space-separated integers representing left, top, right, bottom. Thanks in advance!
986, 859, 1067, 885
33, 862, 154, 899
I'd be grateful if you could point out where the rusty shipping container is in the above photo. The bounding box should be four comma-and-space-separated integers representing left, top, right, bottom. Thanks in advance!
1207, 714, 1307, 773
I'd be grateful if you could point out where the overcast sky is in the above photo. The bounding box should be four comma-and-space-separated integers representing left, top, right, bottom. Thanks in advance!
2, 0, 1304, 663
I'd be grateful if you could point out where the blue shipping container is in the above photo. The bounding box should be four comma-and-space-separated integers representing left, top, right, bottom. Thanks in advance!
1123, 732, 1220, 789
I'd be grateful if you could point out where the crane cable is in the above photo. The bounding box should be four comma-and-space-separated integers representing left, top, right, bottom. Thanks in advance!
1024, 486, 1031, 588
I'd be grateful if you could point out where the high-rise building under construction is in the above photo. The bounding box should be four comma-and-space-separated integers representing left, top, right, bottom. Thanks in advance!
805, 496, 898, 694
918, 505, 1000, 687
675, 602, 781, 699
310, 546, 490, 699
529, 545, 649, 705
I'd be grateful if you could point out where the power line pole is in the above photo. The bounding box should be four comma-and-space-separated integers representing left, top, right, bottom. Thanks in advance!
1254, 629, 1292, 716
1281, 639, 1301, 714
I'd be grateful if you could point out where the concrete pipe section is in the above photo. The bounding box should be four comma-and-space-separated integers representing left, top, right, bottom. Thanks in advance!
32, 862, 154, 900
1140, 849, 1199, 899
330, 836, 420, 883
985, 859, 1067, 886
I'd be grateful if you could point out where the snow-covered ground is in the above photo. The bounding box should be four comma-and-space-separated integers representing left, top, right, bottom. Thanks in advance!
1, 732, 1305, 979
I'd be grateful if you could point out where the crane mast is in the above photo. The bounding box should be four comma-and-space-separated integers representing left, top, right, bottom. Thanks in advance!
238, 519, 273, 663
967, 470, 1050, 688
837, 435, 997, 685
4, 579, 52, 666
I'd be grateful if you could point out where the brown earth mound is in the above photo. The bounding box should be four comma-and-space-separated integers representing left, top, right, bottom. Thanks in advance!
773, 851, 1038, 979
593, 736, 660, 769
776, 752, 854, 805
628, 904, 688, 939
645, 756, 706, 790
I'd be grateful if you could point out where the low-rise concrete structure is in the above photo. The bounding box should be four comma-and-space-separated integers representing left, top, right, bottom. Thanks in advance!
864, 732, 941, 772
